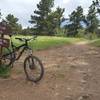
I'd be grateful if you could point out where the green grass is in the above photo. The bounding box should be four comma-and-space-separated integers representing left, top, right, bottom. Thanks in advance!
0, 35, 87, 78
89, 39, 100, 47
0, 65, 11, 78
11, 35, 86, 50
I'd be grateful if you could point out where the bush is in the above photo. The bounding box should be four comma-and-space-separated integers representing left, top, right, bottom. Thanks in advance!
0, 65, 11, 78
55, 28, 66, 37
84, 32, 98, 40
76, 29, 85, 38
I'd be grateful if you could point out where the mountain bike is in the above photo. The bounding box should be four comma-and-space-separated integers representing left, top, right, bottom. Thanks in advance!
1, 35, 44, 83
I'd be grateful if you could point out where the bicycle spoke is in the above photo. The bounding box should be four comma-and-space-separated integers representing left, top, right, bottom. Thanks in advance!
24, 56, 44, 82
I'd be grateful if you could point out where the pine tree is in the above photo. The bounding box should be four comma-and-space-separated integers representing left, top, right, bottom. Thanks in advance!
0, 10, 1, 19
65, 6, 85, 37
93, 0, 100, 14
46, 7, 65, 35
5, 14, 22, 34
30, 0, 54, 35
86, 5, 99, 33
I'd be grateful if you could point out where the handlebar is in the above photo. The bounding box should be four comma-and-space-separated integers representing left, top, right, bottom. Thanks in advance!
15, 36, 37, 42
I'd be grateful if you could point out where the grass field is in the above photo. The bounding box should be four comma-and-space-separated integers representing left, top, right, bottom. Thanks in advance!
0, 35, 99, 77
1, 35, 86, 77
11, 35, 86, 50
89, 39, 100, 47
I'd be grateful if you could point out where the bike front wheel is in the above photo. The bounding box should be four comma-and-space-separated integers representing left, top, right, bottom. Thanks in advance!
24, 55, 44, 82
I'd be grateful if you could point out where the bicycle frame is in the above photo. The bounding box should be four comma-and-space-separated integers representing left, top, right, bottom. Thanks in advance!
10, 39, 32, 62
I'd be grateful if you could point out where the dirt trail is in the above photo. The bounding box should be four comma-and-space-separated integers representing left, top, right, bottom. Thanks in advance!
0, 43, 100, 100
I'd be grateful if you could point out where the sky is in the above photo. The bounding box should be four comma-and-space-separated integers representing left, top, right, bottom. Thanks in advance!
0, 0, 93, 28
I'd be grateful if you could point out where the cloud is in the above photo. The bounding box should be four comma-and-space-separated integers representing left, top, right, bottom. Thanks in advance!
0, 0, 92, 28
55, 0, 92, 17
62, 0, 70, 4
0, 0, 41, 27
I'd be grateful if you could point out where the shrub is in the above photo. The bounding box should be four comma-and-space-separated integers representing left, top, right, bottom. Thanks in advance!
0, 65, 11, 78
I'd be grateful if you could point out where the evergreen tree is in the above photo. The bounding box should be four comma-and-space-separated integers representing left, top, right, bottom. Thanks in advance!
65, 6, 85, 37
0, 10, 1, 19
93, 0, 100, 14
30, 0, 54, 35
54, 7, 65, 28
85, 5, 99, 33
5, 14, 22, 34
46, 7, 65, 35
21, 27, 34, 35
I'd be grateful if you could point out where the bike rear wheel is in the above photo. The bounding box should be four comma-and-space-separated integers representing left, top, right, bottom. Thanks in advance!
24, 55, 44, 82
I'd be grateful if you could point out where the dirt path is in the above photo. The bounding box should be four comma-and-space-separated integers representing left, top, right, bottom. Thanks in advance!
0, 43, 100, 100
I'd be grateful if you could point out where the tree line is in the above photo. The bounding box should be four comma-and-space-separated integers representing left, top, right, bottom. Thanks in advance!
0, 0, 100, 38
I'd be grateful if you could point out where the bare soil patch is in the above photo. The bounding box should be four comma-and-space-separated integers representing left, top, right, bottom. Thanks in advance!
0, 43, 100, 100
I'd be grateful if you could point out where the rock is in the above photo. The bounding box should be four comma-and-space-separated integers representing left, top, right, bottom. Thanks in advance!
67, 87, 71, 91
80, 79, 87, 84
78, 94, 91, 100
64, 96, 73, 100
55, 92, 59, 96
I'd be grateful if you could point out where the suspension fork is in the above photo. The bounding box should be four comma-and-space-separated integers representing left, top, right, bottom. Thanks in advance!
26, 47, 35, 68
26, 46, 33, 56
